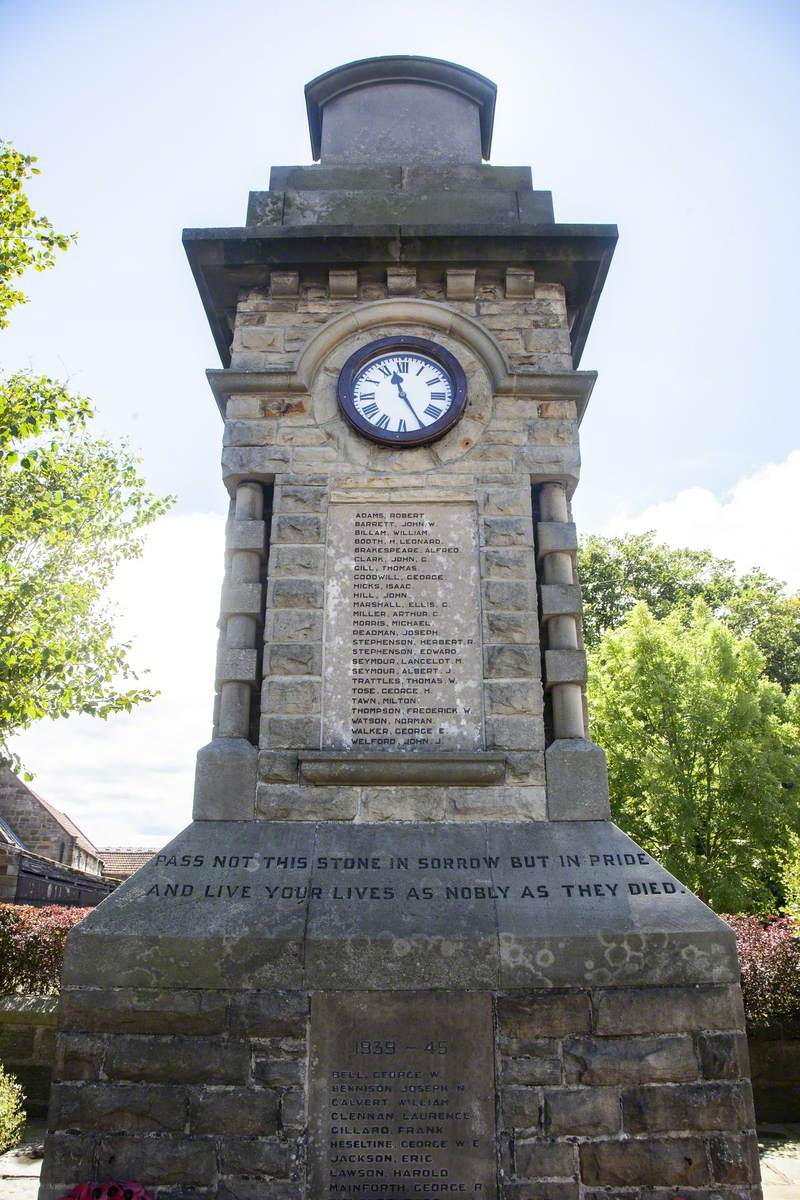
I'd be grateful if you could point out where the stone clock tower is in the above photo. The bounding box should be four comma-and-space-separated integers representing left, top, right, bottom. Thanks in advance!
40, 58, 760, 1200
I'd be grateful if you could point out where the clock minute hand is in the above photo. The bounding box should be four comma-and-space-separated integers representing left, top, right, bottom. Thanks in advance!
391, 372, 422, 427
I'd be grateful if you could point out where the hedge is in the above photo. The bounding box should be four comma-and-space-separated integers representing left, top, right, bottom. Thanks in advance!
0, 904, 89, 994
723, 914, 800, 1028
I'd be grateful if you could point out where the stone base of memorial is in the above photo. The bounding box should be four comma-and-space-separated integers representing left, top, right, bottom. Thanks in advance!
39, 819, 759, 1200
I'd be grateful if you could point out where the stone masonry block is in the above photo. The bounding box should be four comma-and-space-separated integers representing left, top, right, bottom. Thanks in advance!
96, 1133, 218, 1186
255, 783, 357, 820
486, 681, 542, 717
269, 578, 324, 609
261, 716, 321, 749
54, 1033, 105, 1081
485, 645, 539, 678
273, 515, 324, 543
226, 519, 266, 552
387, 267, 416, 294
482, 548, 535, 580
592, 985, 746, 1036
253, 1056, 305, 1086
498, 994, 592, 1041
709, 1132, 761, 1184
271, 271, 300, 296
536, 522, 578, 557
621, 1081, 752, 1134
222, 582, 263, 616
219, 1135, 291, 1176
51, 1081, 187, 1133
39, 1132, 98, 1187
546, 739, 611, 821
544, 649, 587, 686
579, 1137, 710, 1187
189, 1087, 280, 1135
564, 1035, 699, 1085
272, 544, 325, 577
504, 1184, 578, 1200
266, 643, 323, 677
59, 988, 228, 1036
228, 991, 308, 1038
486, 716, 543, 751
103, 1035, 250, 1085
500, 1048, 561, 1086
263, 678, 321, 716
514, 1139, 576, 1180
696, 1031, 751, 1080
539, 583, 581, 618
276, 485, 327, 513
216, 648, 258, 685
544, 1086, 620, 1136
502, 1086, 542, 1131
446, 268, 476, 299
329, 269, 358, 297
484, 578, 534, 609
257, 751, 299, 783
481, 517, 532, 547
484, 611, 539, 645
506, 268, 537, 298
266, 609, 323, 643
194, 738, 257, 821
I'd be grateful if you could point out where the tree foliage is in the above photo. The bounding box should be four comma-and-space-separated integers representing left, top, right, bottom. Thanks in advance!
579, 532, 800, 691
588, 602, 800, 913
0, 140, 73, 326
0, 142, 172, 768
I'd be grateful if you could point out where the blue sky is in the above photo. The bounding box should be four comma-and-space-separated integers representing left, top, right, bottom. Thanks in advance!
2, 0, 799, 842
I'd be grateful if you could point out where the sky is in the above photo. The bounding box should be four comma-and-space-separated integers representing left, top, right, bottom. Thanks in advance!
1, 0, 799, 845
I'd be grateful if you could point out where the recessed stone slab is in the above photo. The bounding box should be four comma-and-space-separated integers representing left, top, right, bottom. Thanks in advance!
323, 503, 484, 753
308, 991, 497, 1200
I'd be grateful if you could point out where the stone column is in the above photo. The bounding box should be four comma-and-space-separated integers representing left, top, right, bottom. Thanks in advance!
535, 481, 610, 820
193, 481, 265, 820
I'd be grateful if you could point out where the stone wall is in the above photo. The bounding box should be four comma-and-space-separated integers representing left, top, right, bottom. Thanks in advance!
0, 995, 58, 1114
38, 982, 760, 1199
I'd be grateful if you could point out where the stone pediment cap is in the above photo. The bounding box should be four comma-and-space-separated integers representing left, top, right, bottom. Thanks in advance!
305, 56, 497, 162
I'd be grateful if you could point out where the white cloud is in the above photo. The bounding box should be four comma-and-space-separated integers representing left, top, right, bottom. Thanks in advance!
14, 512, 226, 847
594, 450, 800, 591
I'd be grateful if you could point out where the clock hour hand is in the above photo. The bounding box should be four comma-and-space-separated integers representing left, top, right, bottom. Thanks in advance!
391, 371, 422, 427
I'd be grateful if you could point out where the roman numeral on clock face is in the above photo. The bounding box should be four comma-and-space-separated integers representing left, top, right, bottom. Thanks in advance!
398, 418, 407, 432
424, 403, 443, 419
362, 402, 379, 417
430, 392, 446, 402
376, 413, 391, 429
396, 358, 409, 373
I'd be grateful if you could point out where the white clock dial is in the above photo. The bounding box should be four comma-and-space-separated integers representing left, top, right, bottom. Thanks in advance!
351, 352, 455, 435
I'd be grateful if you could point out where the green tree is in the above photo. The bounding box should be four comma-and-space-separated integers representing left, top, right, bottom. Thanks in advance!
579, 532, 800, 690
0, 143, 172, 768
0, 139, 73, 326
588, 601, 800, 913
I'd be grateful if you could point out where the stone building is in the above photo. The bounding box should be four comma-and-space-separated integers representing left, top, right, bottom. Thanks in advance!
0, 771, 110, 906
38, 58, 760, 1200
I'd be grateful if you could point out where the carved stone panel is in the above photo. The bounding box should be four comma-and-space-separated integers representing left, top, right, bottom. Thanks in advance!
323, 503, 483, 751
308, 990, 497, 1200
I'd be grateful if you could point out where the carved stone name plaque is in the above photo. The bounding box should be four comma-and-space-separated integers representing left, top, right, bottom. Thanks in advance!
323, 503, 483, 750
308, 991, 497, 1200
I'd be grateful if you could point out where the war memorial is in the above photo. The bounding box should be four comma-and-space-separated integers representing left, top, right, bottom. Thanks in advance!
39, 56, 761, 1200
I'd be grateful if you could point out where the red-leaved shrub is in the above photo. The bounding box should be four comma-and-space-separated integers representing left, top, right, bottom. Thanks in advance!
0, 904, 89, 994
723, 915, 800, 1029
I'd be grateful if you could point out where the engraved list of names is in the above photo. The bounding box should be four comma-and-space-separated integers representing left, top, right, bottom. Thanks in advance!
323, 503, 483, 750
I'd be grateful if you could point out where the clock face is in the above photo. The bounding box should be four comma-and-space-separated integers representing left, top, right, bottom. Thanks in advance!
337, 336, 468, 447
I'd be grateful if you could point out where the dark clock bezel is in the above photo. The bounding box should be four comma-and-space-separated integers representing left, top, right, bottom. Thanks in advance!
337, 335, 468, 447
